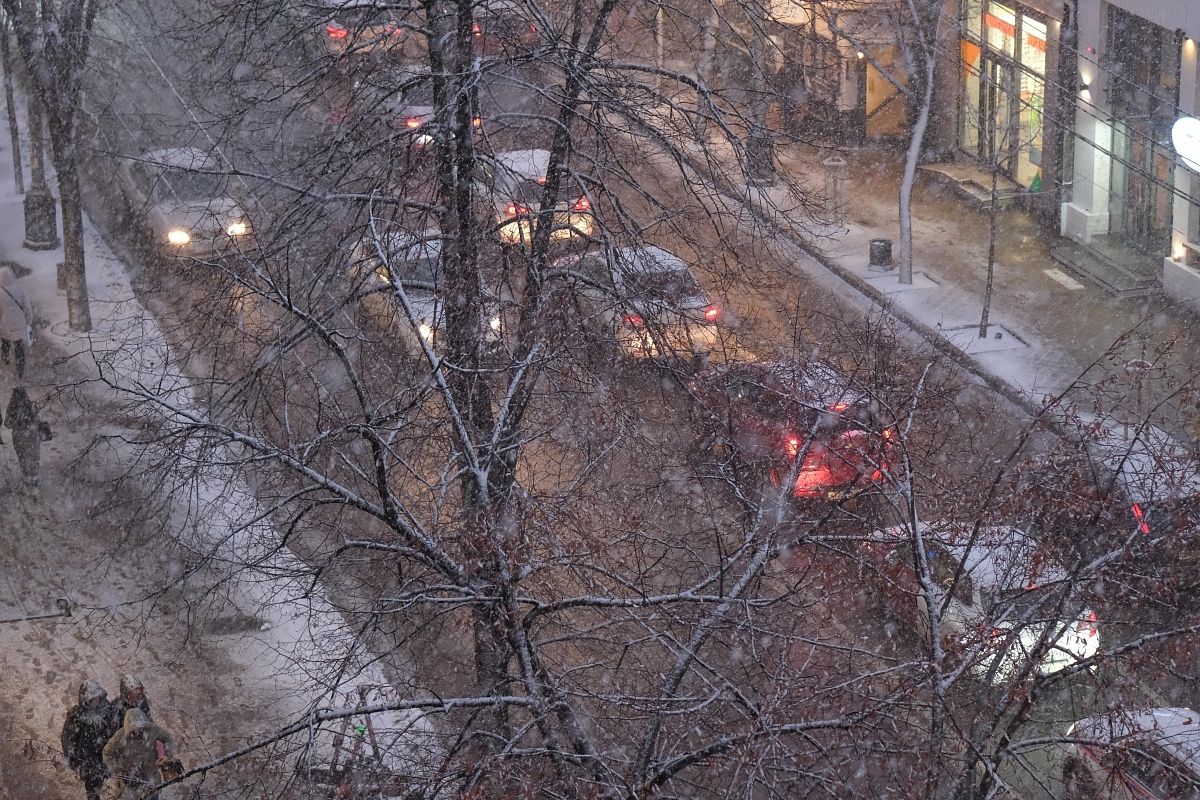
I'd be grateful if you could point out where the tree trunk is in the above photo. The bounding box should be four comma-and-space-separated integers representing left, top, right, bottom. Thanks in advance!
897, 44, 935, 285
53, 151, 91, 331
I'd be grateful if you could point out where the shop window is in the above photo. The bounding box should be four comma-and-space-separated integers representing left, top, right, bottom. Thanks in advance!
985, 3, 1016, 57
964, 0, 982, 39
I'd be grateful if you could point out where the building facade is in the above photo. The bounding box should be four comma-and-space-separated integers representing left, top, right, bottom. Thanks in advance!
1060, 1, 1200, 304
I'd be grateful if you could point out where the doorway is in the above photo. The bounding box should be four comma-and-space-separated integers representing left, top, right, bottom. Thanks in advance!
1110, 119, 1173, 255
983, 58, 1018, 174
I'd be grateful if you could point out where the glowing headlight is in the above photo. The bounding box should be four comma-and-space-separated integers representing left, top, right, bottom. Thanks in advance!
417, 322, 434, 342
226, 221, 249, 237
488, 316, 502, 333
166, 229, 191, 246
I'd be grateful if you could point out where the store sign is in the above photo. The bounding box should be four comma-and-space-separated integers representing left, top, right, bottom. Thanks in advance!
1172, 116, 1200, 172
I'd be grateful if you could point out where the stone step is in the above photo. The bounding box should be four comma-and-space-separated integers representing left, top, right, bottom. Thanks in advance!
1050, 242, 1161, 297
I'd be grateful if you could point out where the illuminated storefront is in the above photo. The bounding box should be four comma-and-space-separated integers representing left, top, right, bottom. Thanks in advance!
959, 0, 1052, 190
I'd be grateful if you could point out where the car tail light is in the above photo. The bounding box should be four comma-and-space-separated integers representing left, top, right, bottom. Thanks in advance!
473, 116, 482, 127
404, 117, 423, 129
622, 313, 643, 327
503, 202, 530, 218
572, 196, 591, 212
829, 401, 850, 413
703, 304, 721, 323
1130, 503, 1151, 535
327, 23, 349, 40
784, 436, 800, 458
529, 24, 538, 35
472, 22, 482, 35
535, 176, 547, 185
1075, 610, 1099, 638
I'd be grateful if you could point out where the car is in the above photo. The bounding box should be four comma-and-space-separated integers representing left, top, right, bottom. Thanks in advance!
350, 226, 505, 354
116, 148, 254, 260
347, 64, 482, 147
303, 0, 418, 59
474, 149, 595, 246
858, 522, 1100, 682
551, 246, 729, 363
472, 0, 540, 57
1011, 414, 1200, 612
1062, 707, 1200, 799
688, 360, 894, 500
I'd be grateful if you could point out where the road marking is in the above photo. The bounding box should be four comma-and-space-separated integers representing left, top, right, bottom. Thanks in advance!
1044, 268, 1085, 290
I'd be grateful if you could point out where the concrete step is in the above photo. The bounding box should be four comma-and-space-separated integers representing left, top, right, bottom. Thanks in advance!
1050, 241, 1161, 297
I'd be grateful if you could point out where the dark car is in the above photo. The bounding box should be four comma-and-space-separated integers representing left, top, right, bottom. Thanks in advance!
687, 360, 895, 500
473, 0, 540, 56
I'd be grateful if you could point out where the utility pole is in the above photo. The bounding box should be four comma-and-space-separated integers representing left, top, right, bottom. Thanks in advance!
22, 93, 58, 250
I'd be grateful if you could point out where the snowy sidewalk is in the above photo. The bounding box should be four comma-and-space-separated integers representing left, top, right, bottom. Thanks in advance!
0, 101, 433, 794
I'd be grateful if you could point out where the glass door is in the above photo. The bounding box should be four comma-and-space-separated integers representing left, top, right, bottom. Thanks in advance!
1110, 119, 1174, 254
984, 58, 1018, 173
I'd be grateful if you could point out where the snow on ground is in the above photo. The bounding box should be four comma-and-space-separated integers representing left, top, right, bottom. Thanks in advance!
0, 98, 433, 793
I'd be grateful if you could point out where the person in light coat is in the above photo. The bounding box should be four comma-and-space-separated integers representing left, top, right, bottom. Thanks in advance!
102, 708, 176, 800
0, 266, 32, 378
6, 386, 42, 491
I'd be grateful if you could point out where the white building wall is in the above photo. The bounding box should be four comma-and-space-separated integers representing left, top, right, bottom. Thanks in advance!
1060, 0, 1110, 243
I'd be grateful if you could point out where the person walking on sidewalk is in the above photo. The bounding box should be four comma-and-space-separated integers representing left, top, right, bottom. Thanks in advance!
6, 385, 45, 493
111, 674, 153, 725
61, 680, 119, 800
102, 708, 178, 800
1191, 400, 1200, 458
0, 266, 32, 379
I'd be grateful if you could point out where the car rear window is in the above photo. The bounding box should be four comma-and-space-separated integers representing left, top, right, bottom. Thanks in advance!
625, 268, 704, 305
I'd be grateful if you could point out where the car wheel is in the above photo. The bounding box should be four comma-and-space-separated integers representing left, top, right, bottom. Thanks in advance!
1061, 757, 1096, 800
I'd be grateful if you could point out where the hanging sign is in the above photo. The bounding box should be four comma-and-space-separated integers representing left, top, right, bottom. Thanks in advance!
1172, 116, 1200, 172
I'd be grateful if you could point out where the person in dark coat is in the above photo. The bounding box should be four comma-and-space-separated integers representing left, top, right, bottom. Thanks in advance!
6, 386, 41, 492
102, 708, 176, 800
0, 266, 32, 378
61, 680, 119, 800
111, 674, 151, 726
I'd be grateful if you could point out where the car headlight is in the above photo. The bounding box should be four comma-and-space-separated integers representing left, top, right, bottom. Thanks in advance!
489, 315, 502, 333
226, 221, 249, 237
417, 322, 434, 342
167, 229, 191, 246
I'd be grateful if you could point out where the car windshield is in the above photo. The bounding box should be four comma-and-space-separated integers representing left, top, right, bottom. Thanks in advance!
625, 268, 704, 305
158, 169, 227, 202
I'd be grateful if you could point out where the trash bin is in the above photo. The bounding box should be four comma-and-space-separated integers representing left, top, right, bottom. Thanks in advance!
869, 238, 893, 271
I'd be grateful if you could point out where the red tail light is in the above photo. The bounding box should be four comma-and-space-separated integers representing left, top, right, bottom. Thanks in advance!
703, 304, 721, 323
572, 196, 591, 212
529, 24, 538, 34
472, 116, 482, 128
404, 117, 423, 129
1130, 503, 1151, 535
784, 436, 800, 458
327, 23, 348, 40
1076, 610, 1099, 638
882, 427, 895, 440
622, 313, 643, 327
503, 202, 530, 218
472, 22, 482, 35
534, 176, 547, 185
829, 401, 850, 413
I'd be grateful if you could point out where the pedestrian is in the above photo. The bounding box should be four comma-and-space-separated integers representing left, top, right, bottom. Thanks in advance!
0, 266, 32, 378
6, 386, 45, 493
60, 680, 119, 800
102, 708, 177, 800
111, 674, 152, 725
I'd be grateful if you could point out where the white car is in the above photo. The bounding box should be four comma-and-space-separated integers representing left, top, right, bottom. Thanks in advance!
474, 149, 594, 245
1062, 707, 1200, 798
117, 148, 253, 259
550, 246, 727, 361
352, 227, 504, 353
859, 522, 1100, 682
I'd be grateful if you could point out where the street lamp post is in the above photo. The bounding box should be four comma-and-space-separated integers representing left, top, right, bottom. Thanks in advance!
22, 95, 58, 251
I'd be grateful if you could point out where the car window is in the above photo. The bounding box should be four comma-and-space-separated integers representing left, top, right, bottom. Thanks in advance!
625, 269, 704, 305
158, 168, 226, 202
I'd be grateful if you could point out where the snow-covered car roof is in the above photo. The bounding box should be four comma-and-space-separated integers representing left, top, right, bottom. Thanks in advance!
611, 246, 689, 276
358, 227, 442, 269
1043, 412, 1200, 504
143, 147, 220, 171
1070, 707, 1200, 773
869, 523, 1064, 592
488, 148, 551, 180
